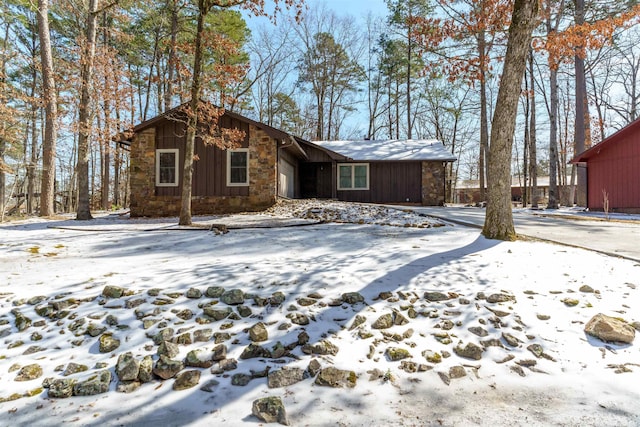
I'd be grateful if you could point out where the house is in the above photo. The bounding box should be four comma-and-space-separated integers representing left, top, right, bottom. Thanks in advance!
455, 176, 574, 205
118, 107, 456, 217
298, 139, 456, 206
571, 118, 640, 213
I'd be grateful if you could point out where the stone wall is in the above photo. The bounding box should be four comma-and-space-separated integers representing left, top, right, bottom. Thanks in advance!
129, 124, 278, 217
421, 161, 446, 206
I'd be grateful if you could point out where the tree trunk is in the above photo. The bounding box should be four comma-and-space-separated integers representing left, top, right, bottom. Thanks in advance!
76, 0, 98, 220
478, 30, 489, 201
406, 10, 412, 140
102, 13, 111, 211
574, 0, 588, 207
528, 48, 538, 209
179, 2, 207, 226
37, 0, 58, 217
482, 0, 538, 241
164, 0, 179, 112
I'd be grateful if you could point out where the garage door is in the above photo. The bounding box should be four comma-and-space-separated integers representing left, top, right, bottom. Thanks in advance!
279, 160, 295, 198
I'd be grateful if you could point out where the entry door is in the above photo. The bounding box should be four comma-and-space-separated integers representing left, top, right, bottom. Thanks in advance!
279, 160, 295, 198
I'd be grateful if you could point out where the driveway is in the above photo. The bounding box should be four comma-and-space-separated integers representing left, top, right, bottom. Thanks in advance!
408, 206, 640, 263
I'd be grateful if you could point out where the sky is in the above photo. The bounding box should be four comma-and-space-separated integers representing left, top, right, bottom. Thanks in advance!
1, 201, 639, 426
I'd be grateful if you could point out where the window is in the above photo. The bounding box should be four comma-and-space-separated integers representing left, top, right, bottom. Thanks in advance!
227, 149, 249, 186
338, 163, 369, 190
156, 149, 179, 187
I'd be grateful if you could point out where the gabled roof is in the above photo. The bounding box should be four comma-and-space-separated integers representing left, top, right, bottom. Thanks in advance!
311, 139, 457, 162
113, 101, 308, 160
571, 117, 640, 163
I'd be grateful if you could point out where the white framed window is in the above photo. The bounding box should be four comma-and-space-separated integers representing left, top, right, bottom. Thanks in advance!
338, 163, 369, 190
227, 149, 249, 186
156, 149, 179, 187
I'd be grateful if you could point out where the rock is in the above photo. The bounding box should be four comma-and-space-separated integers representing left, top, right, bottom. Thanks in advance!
240, 343, 271, 359
449, 366, 466, 379
174, 332, 192, 345
231, 373, 252, 386
73, 370, 111, 396
27, 295, 47, 305
302, 340, 339, 356
252, 396, 290, 426
502, 332, 521, 347
386, 347, 411, 361
486, 293, 513, 303
237, 305, 252, 317
99, 333, 120, 353
158, 340, 180, 358
307, 359, 322, 377
422, 350, 442, 364
102, 285, 125, 298
349, 314, 367, 331
205, 286, 225, 298
579, 285, 594, 293
453, 342, 483, 360
86, 323, 107, 337
152, 328, 175, 345
11, 309, 32, 332
176, 309, 193, 321
15, 364, 43, 381
270, 292, 286, 306
138, 356, 154, 383
485, 306, 510, 317
372, 313, 394, 329
211, 344, 227, 361
249, 322, 269, 342
286, 313, 309, 326
315, 367, 357, 388
200, 379, 219, 392
342, 292, 365, 305
214, 332, 231, 343
220, 289, 244, 305
440, 320, 454, 330
202, 307, 232, 321
194, 328, 213, 342
153, 355, 184, 380
562, 298, 579, 307
585, 314, 635, 344
63, 363, 88, 376
173, 370, 200, 390
468, 326, 488, 337
268, 367, 307, 388
116, 352, 140, 381
632, 322, 640, 332
217, 358, 238, 372
186, 288, 202, 299
185, 349, 214, 368
424, 292, 450, 302
297, 297, 317, 306
48, 378, 77, 398
438, 371, 450, 385
536, 314, 551, 321
117, 381, 141, 393
527, 344, 544, 358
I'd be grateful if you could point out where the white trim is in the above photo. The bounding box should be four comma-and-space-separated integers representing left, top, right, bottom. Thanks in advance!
227, 149, 250, 187
155, 149, 179, 187
337, 163, 369, 190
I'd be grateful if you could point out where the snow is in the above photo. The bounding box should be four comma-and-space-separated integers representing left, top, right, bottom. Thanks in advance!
312, 139, 457, 161
1, 201, 639, 426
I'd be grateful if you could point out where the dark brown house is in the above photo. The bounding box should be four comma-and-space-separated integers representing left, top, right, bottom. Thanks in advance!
298, 139, 456, 205
571, 118, 640, 213
120, 108, 456, 217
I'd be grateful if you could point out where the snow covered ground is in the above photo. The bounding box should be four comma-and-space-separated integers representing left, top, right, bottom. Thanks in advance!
0, 201, 639, 426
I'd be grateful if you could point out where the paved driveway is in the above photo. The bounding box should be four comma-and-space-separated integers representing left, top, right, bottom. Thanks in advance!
408, 206, 640, 263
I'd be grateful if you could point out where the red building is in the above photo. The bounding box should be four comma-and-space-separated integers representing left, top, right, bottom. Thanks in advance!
572, 118, 640, 213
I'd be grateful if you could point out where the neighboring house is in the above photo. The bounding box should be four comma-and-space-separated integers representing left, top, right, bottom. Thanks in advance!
571, 118, 640, 213
118, 107, 456, 217
455, 176, 574, 205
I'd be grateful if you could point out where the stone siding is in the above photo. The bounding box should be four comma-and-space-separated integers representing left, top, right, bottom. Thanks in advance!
129, 125, 277, 217
421, 161, 446, 206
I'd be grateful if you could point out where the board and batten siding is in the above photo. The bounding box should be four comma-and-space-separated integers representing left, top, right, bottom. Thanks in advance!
586, 131, 640, 212
155, 116, 250, 198
337, 161, 422, 204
